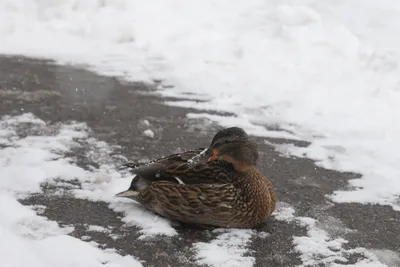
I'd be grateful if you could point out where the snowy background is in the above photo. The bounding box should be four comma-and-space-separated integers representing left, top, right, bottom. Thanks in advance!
0, 0, 400, 266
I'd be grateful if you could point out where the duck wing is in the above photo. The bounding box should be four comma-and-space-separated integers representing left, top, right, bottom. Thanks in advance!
123, 147, 236, 185
122, 148, 211, 183
163, 160, 235, 185
122, 148, 206, 168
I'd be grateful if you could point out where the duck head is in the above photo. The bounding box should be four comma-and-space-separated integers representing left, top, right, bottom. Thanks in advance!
207, 127, 258, 172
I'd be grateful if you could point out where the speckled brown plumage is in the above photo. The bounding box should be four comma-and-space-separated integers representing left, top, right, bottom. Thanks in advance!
116, 127, 276, 229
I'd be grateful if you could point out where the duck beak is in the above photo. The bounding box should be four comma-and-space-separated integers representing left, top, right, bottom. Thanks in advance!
207, 148, 219, 162
208, 154, 218, 161
115, 189, 139, 198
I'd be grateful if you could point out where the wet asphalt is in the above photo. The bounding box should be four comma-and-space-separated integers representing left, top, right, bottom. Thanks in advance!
0, 55, 399, 267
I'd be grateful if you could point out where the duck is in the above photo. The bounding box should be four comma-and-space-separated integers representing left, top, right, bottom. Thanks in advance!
116, 127, 276, 229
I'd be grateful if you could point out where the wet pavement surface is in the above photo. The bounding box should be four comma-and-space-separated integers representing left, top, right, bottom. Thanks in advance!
1, 55, 399, 267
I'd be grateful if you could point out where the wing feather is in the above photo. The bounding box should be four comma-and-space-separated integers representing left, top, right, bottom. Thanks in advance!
122, 148, 235, 185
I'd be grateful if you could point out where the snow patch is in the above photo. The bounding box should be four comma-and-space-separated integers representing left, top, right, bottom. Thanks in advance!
0, 183, 141, 267
139, 119, 150, 127
274, 204, 387, 267
273, 142, 400, 211
109, 201, 176, 239
143, 129, 155, 138
257, 231, 270, 239
194, 229, 255, 267
371, 249, 400, 267
0, 113, 179, 267
86, 225, 112, 234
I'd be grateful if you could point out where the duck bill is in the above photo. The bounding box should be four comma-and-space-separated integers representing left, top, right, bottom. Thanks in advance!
207, 148, 219, 162
115, 189, 139, 198
208, 154, 218, 161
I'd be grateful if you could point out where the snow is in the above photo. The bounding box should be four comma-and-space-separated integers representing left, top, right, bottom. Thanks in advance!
194, 229, 255, 267
1, 0, 399, 210
143, 129, 155, 138
139, 120, 150, 127
0, 194, 140, 267
370, 249, 400, 267
86, 225, 112, 234
1, 0, 400, 265
0, 113, 171, 267
274, 204, 388, 267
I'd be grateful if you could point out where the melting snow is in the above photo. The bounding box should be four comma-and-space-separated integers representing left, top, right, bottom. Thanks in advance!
0, 113, 152, 267
274, 204, 388, 267
194, 229, 255, 267
143, 129, 155, 138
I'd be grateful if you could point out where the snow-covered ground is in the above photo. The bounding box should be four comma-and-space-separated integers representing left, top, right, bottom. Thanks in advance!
0, 113, 259, 267
1, 0, 400, 266
0, 114, 391, 267
1, 0, 399, 210
0, 114, 143, 267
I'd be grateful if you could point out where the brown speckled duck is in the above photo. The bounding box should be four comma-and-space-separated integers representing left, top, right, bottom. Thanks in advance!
116, 127, 276, 229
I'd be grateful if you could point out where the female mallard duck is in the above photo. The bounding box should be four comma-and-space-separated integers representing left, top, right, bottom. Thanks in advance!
116, 127, 276, 229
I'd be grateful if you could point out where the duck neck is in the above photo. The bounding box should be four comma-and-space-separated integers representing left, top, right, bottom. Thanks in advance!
233, 162, 258, 174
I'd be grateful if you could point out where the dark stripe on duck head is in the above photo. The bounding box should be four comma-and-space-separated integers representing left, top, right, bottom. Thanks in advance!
210, 127, 249, 149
